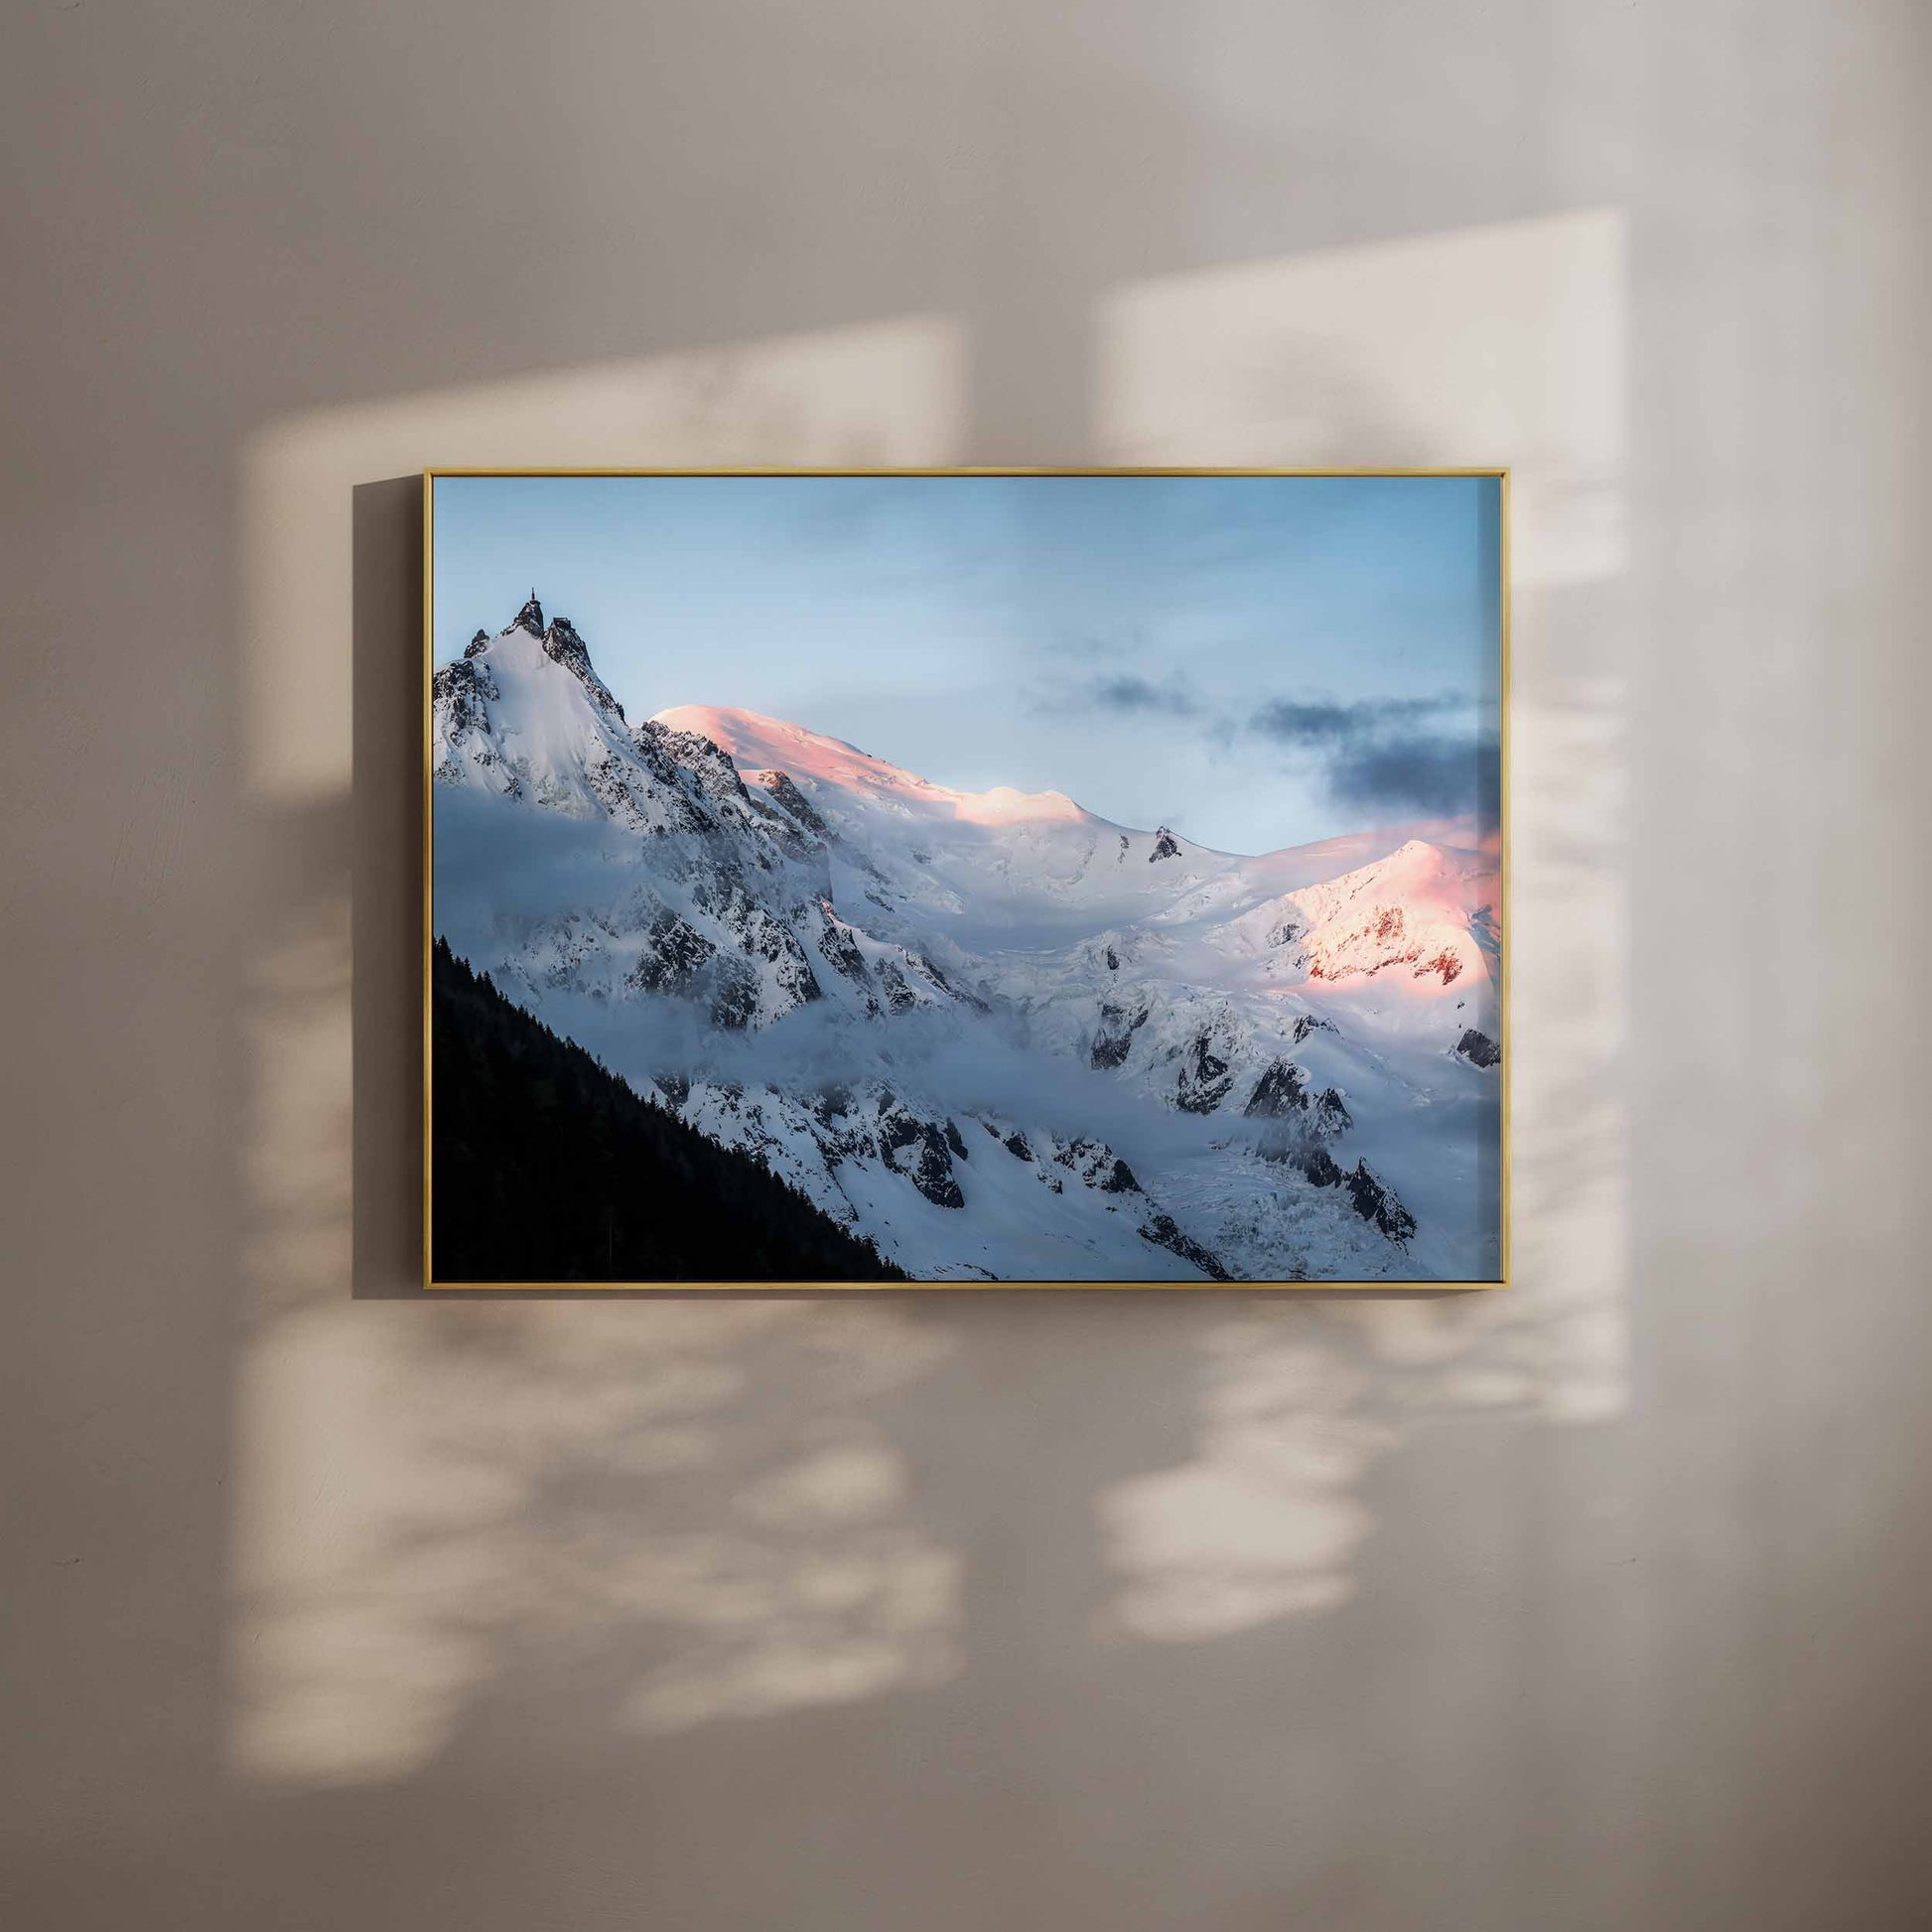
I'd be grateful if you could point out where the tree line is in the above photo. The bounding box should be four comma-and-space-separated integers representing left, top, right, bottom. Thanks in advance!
433, 939, 906, 1283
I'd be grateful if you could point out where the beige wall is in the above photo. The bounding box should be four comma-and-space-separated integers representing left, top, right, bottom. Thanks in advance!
4, 4, 1927, 1928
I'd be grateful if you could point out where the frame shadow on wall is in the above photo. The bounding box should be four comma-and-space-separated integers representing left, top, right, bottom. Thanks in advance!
350, 476, 426, 1301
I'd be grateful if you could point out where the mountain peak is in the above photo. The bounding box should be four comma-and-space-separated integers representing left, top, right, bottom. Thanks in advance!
509, 590, 546, 636
537, 612, 624, 722
651, 704, 1105, 830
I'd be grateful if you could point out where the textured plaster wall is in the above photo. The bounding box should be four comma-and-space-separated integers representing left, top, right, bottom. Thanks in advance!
3, 5, 1927, 1929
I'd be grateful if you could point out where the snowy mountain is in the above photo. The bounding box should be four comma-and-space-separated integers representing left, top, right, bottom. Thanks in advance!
433, 597, 1503, 1281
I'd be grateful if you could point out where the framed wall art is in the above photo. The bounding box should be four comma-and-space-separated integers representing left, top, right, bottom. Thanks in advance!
425, 469, 1507, 1288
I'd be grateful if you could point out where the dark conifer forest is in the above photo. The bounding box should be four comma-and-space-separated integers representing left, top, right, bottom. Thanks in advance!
432, 940, 906, 1283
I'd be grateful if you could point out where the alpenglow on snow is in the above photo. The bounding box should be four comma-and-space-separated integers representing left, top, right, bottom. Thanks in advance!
432, 597, 1502, 1282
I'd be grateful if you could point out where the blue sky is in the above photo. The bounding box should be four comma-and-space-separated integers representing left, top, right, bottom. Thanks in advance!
433, 473, 1500, 855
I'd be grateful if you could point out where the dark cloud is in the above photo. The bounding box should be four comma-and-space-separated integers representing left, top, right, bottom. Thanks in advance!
1250, 694, 1456, 747
1053, 669, 1496, 829
1247, 693, 1494, 824
1093, 674, 1203, 717
1327, 733, 1500, 821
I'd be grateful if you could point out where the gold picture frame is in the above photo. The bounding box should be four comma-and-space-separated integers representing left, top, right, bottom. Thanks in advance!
424, 468, 1509, 1291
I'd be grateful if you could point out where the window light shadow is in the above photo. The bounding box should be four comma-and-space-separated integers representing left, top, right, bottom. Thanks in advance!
1091, 210, 1630, 1636
232, 320, 969, 1786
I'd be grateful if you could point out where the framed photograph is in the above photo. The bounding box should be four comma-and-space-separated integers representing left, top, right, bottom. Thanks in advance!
426, 470, 1506, 1288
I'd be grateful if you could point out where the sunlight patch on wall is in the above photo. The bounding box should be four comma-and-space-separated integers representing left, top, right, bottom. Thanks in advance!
1092, 210, 1630, 1641
617, 1437, 963, 1734
1099, 1334, 1385, 1639
231, 1301, 960, 1784
241, 316, 967, 804
1097, 209, 1625, 587
231, 319, 966, 1786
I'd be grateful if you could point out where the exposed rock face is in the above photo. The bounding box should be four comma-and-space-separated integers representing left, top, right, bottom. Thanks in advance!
509, 590, 546, 635
1274, 1144, 1411, 1242
1090, 1001, 1150, 1070
1003, 1130, 1034, 1162
466, 629, 490, 657
749, 792, 820, 860
1244, 1059, 1309, 1118
1455, 1028, 1501, 1068
650, 720, 755, 815
691, 875, 822, 1018
1291, 1013, 1337, 1043
876, 1099, 965, 1208
1344, 1160, 1416, 1243
541, 615, 626, 721
430, 655, 515, 791
910, 953, 984, 1013
1308, 904, 1420, 981
1149, 825, 1181, 863
432, 654, 498, 740
816, 910, 871, 990
1055, 1136, 1143, 1195
762, 769, 828, 838
624, 907, 716, 996
1138, 1212, 1230, 1280
1281, 841, 1483, 993
808, 1091, 881, 1166
877, 959, 919, 1014
708, 955, 761, 1032
581, 751, 695, 834
1237, 1049, 1343, 1134
1287, 1143, 1344, 1188
1175, 1032, 1234, 1113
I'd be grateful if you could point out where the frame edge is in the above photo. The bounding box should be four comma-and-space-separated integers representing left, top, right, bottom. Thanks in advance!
419, 467, 1512, 1294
